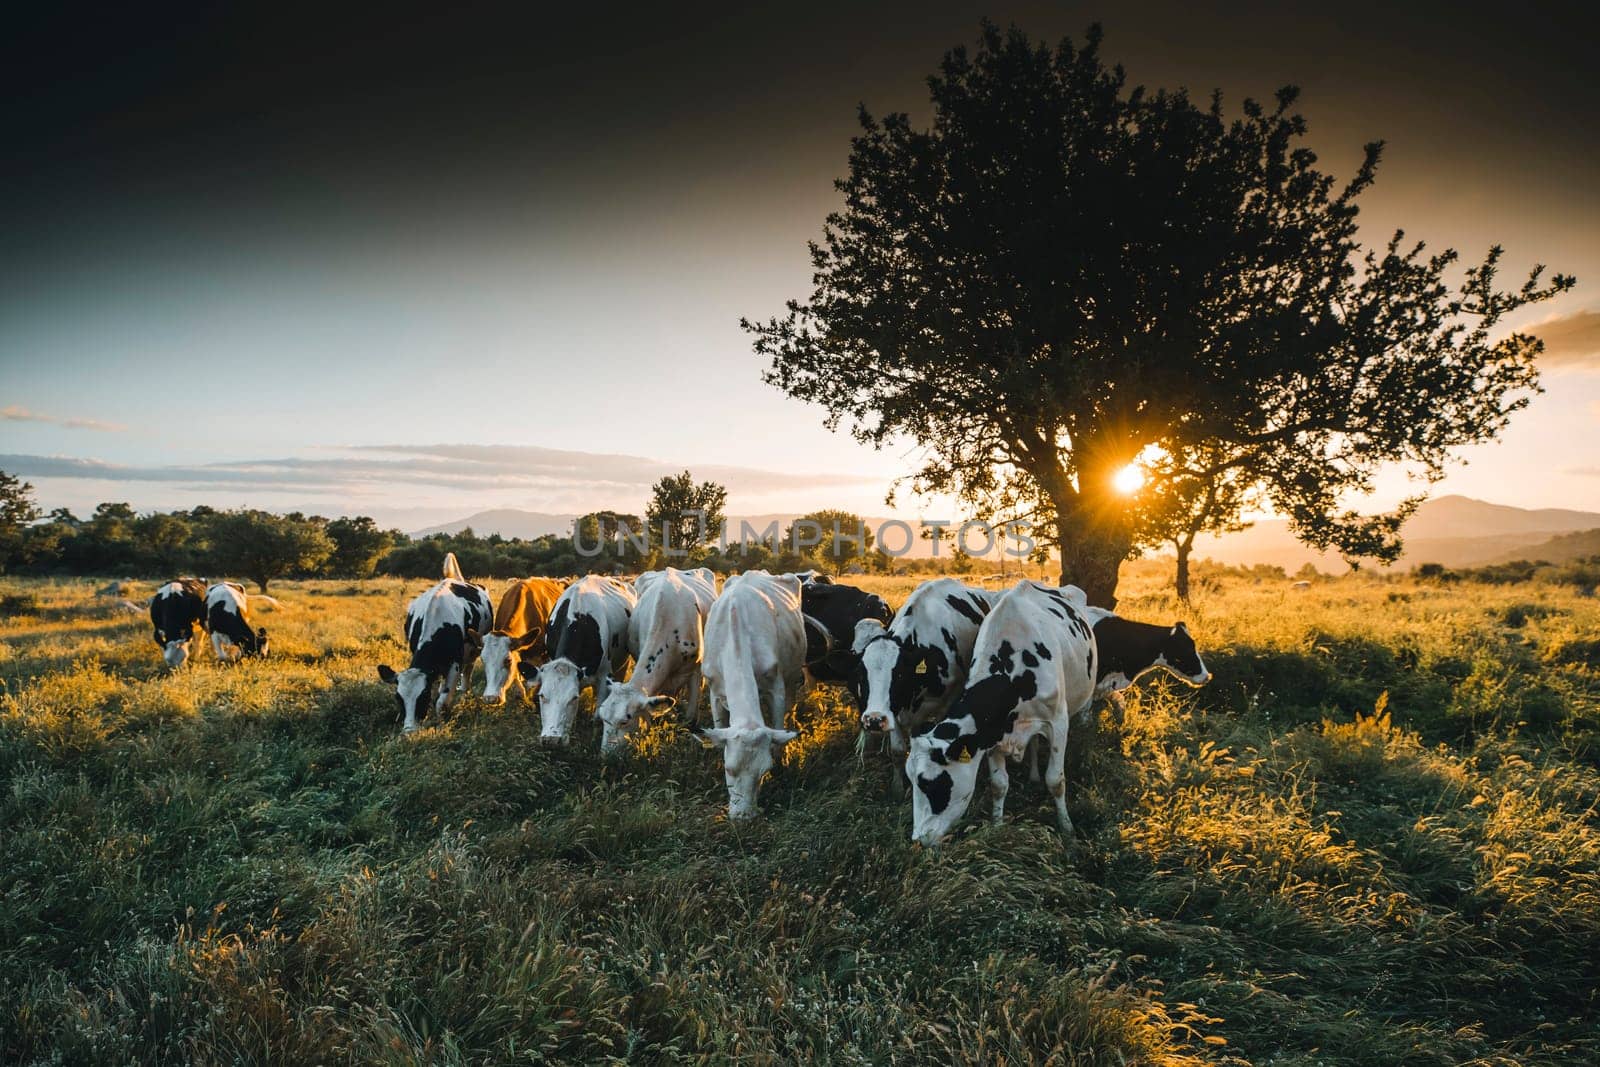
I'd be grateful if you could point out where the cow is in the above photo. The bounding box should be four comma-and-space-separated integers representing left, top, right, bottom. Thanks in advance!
376, 553, 494, 733
692, 570, 805, 820
205, 582, 270, 661
596, 567, 718, 750
533, 575, 636, 745
849, 578, 996, 752
906, 580, 1098, 846
149, 578, 208, 668
798, 579, 892, 684
480, 576, 568, 706
1085, 608, 1211, 698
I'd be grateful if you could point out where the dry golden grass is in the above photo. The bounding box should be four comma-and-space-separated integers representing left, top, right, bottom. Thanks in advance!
2, 565, 1597, 1064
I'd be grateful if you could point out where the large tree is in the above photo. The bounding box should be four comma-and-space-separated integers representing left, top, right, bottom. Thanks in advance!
645, 472, 728, 557
207, 510, 333, 592
323, 516, 395, 578
745, 23, 1572, 605
783, 508, 875, 569
0, 470, 41, 572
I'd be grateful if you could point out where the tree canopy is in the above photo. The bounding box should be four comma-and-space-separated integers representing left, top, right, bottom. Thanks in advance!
745, 22, 1573, 604
207, 510, 334, 592
645, 472, 728, 558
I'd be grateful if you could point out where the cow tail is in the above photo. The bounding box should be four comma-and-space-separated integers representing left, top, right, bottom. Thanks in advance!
442, 552, 465, 581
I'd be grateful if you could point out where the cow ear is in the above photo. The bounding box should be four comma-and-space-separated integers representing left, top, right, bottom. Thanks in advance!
647, 695, 677, 712
852, 618, 886, 654
1174, 621, 1189, 634
512, 630, 541, 651
694, 725, 733, 749
256, 627, 268, 639
766, 727, 799, 744
377, 665, 398, 684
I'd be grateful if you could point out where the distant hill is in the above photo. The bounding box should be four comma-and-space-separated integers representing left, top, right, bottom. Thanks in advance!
1481, 527, 1600, 566
411, 510, 576, 541
416, 496, 1600, 571
1187, 495, 1600, 571
411, 510, 964, 559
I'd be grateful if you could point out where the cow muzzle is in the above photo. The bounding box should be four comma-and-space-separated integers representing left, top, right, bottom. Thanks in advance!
861, 712, 892, 733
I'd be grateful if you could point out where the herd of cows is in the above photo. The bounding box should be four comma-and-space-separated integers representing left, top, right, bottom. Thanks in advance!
148, 554, 1210, 844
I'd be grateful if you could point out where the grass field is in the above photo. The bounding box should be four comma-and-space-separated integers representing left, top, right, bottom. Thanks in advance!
3, 566, 1598, 1065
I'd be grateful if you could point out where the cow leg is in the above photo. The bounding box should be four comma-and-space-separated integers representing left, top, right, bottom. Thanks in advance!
1028, 735, 1045, 786
987, 749, 1010, 825
1107, 689, 1128, 729
1045, 721, 1076, 838
684, 666, 703, 727
436, 665, 459, 715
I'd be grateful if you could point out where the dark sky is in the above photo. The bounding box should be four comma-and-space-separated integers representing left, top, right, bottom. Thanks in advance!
3, 1, 1596, 522
6, 1, 1594, 256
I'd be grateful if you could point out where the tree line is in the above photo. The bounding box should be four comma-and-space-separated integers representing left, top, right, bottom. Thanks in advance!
0, 469, 1024, 591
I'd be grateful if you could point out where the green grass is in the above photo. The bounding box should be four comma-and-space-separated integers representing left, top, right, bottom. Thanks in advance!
2, 568, 1597, 1064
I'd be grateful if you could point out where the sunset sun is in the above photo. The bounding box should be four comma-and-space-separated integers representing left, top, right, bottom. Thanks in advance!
1113, 463, 1146, 495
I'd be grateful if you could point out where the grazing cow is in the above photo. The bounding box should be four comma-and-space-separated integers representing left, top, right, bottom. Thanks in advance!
798, 580, 892, 684
205, 582, 270, 660
149, 578, 208, 668
849, 578, 995, 750
534, 575, 636, 745
906, 581, 1097, 846
693, 570, 805, 819
377, 554, 494, 733
480, 576, 568, 705
1085, 608, 1211, 698
596, 567, 718, 750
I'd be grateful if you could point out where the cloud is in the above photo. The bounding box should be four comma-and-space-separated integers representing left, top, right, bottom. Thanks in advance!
347, 444, 883, 494
0, 443, 883, 502
1531, 309, 1600, 370
0, 405, 127, 432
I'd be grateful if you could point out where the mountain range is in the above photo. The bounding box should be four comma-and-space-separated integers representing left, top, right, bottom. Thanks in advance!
412, 496, 1600, 571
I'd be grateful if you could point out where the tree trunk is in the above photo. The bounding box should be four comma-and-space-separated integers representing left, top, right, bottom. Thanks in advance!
1174, 541, 1192, 602
257, 575, 271, 594
1053, 505, 1129, 609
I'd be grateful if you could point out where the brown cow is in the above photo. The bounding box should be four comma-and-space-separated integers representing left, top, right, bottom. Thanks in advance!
479, 576, 568, 705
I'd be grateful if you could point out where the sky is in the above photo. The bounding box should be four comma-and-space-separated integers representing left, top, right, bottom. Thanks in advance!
3, 0, 1596, 530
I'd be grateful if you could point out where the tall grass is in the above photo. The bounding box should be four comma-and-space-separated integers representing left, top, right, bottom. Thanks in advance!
2, 567, 1597, 1063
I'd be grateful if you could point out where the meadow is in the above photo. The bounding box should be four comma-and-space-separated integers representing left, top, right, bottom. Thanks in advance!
2, 565, 1598, 1065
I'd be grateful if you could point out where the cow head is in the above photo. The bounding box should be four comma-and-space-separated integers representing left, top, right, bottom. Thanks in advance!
1160, 622, 1210, 685
246, 627, 270, 658
480, 629, 540, 705
851, 620, 897, 732
533, 659, 584, 742
155, 628, 193, 669
377, 664, 433, 733
595, 682, 676, 752
692, 722, 797, 820
906, 724, 983, 846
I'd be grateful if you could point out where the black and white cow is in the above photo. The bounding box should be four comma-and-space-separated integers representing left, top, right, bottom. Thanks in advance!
534, 575, 637, 745
1085, 607, 1211, 697
798, 579, 892, 683
848, 578, 995, 751
149, 578, 208, 668
906, 580, 1098, 846
693, 570, 805, 819
205, 582, 270, 661
377, 554, 494, 733
596, 567, 717, 750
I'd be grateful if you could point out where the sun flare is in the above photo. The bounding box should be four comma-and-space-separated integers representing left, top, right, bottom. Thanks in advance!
1113, 463, 1146, 495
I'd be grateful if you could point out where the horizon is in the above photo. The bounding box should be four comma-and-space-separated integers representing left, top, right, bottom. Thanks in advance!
3, 2, 1597, 525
